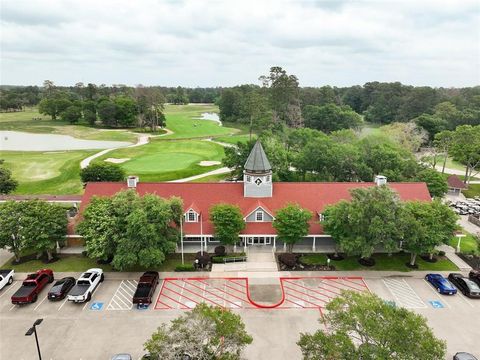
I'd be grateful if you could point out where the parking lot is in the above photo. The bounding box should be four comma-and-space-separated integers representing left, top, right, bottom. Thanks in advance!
0, 274, 479, 359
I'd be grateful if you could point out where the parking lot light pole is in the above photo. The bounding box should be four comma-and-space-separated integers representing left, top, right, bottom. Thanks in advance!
25, 318, 43, 360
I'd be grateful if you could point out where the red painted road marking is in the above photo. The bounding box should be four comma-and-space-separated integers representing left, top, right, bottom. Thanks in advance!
282, 279, 336, 300
183, 280, 242, 308
196, 279, 249, 305
329, 278, 367, 292
282, 285, 329, 306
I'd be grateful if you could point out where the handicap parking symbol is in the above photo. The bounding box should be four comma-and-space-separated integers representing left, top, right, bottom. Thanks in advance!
90, 302, 104, 311
429, 300, 444, 309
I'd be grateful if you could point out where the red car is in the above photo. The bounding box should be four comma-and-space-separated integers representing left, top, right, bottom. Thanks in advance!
132, 271, 159, 308
11, 269, 54, 305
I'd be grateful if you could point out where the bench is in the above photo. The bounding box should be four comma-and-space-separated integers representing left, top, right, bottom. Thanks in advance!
223, 256, 247, 263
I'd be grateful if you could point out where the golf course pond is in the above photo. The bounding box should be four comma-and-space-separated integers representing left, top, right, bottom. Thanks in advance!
0, 131, 132, 151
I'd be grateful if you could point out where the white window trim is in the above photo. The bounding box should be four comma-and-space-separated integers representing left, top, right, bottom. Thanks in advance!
185, 209, 199, 222
255, 211, 264, 222
243, 206, 275, 221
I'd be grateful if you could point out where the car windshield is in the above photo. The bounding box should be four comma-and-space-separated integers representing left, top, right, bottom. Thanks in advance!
138, 283, 149, 288
77, 280, 90, 286
465, 280, 480, 290
22, 281, 36, 287
51, 284, 63, 291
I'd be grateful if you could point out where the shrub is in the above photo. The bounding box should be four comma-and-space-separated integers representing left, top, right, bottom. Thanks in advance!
214, 245, 226, 256
212, 256, 225, 264
195, 252, 211, 266
80, 162, 126, 183
175, 264, 196, 272
278, 253, 297, 267
437, 250, 446, 257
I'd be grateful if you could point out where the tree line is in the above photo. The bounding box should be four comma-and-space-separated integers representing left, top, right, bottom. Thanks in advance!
0, 83, 221, 112
218, 66, 480, 138
224, 127, 448, 198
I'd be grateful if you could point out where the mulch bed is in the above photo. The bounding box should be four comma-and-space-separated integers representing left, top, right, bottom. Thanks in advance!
458, 253, 480, 269
276, 253, 335, 271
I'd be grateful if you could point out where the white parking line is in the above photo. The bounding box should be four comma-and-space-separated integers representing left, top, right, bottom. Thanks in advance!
33, 295, 48, 311
423, 280, 452, 309
82, 300, 90, 311
457, 293, 475, 308
106, 280, 137, 310
8, 304, 16, 311
57, 298, 68, 311
0, 282, 20, 299
383, 278, 427, 309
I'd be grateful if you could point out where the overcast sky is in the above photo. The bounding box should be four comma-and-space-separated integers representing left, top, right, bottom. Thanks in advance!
1, 0, 479, 87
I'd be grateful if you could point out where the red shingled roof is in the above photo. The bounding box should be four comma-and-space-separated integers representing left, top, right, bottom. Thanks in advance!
81, 182, 431, 236
447, 175, 467, 189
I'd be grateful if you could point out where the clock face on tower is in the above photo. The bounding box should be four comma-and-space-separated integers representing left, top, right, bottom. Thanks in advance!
255, 177, 263, 186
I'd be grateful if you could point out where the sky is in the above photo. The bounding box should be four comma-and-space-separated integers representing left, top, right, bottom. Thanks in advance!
1, 0, 479, 87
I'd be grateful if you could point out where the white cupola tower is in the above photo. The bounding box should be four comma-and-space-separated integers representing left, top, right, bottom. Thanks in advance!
243, 140, 273, 198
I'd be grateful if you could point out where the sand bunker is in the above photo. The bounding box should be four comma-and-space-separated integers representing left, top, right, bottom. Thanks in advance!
199, 160, 221, 166
104, 158, 130, 164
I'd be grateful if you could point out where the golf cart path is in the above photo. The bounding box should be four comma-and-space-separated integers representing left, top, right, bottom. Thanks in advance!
80, 128, 173, 169
169, 167, 232, 183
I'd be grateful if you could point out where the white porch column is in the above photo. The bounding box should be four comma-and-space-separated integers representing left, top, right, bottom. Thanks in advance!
234, 243, 237, 253
273, 236, 276, 252
244, 237, 247, 252
204, 237, 208, 253
283, 243, 287, 252
312, 236, 316, 252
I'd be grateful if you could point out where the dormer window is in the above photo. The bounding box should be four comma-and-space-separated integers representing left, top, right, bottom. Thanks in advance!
319, 213, 325, 222
185, 210, 198, 222
256, 211, 264, 222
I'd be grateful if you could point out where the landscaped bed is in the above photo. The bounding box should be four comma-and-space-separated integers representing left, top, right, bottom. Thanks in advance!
0, 252, 197, 273
276, 252, 459, 272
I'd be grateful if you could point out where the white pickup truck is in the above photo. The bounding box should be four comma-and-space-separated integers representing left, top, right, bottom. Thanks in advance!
0, 270, 14, 291
67, 268, 104, 303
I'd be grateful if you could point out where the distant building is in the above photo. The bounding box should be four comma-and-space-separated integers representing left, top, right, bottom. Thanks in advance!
447, 175, 467, 196
78, 140, 431, 252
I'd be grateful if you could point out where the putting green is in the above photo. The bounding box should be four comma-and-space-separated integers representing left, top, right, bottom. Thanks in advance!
95, 139, 225, 182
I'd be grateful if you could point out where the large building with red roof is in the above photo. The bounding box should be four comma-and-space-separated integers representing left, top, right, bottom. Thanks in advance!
79, 141, 431, 252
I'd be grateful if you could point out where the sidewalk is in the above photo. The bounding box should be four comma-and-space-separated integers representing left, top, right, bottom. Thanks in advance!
437, 244, 472, 271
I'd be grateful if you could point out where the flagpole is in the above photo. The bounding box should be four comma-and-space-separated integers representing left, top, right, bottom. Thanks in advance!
200, 212, 204, 256
180, 214, 184, 265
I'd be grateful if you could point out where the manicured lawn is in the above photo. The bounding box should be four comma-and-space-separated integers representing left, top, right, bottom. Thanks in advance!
448, 233, 479, 255
0, 150, 97, 194
299, 254, 328, 265
462, 184, 480, 198
0, 108, 137, 142
325, 253, 458, 272
0, 253, 197, 272
436, 155, 467, 172
163, 104, 239, 139
95, 139, 225, 181
213, 134, 255, 145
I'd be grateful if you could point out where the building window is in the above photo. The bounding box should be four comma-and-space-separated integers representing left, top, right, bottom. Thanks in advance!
319, 213, 325, 222
246, 175, 251, 182
185, 210, 198, 222
256, 211, 264, 222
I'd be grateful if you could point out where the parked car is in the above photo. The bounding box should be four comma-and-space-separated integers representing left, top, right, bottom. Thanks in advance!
448, 273, 480, 298
48, 277, 76, 301
0, 269, 14, 291
469, 269, 480, 286
133, 271, 159, 308
11, 269, 54, 305
111, 354, 132, 360
67, 268, 104, 303
453, 352, 478, 360
425, 274, 457, 295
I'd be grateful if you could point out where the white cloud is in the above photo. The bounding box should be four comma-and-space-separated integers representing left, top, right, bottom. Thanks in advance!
1, 0, 479, 87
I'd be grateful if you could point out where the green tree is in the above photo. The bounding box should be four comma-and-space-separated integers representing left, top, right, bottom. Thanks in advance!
298, 291, 446, 360
0, 200, 67, 262
0, 160, 18, 194
402, 200, 458, 266
0, 201, 29, 262
144, 303, 253, 359
323, 186, 403, 261
414, 168, 448, 198
304, 103, 362, 133
209, 204, 245, 251
97, 98, 118, 127
78, 190, 182, 270
80, 162, 126, 183
415, 114, 448, 141
114, 95, 138, 127
434, 130, 454, 174
273, 203, 312, 253
450, 125, 480, 184
60, 105, 82, 124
